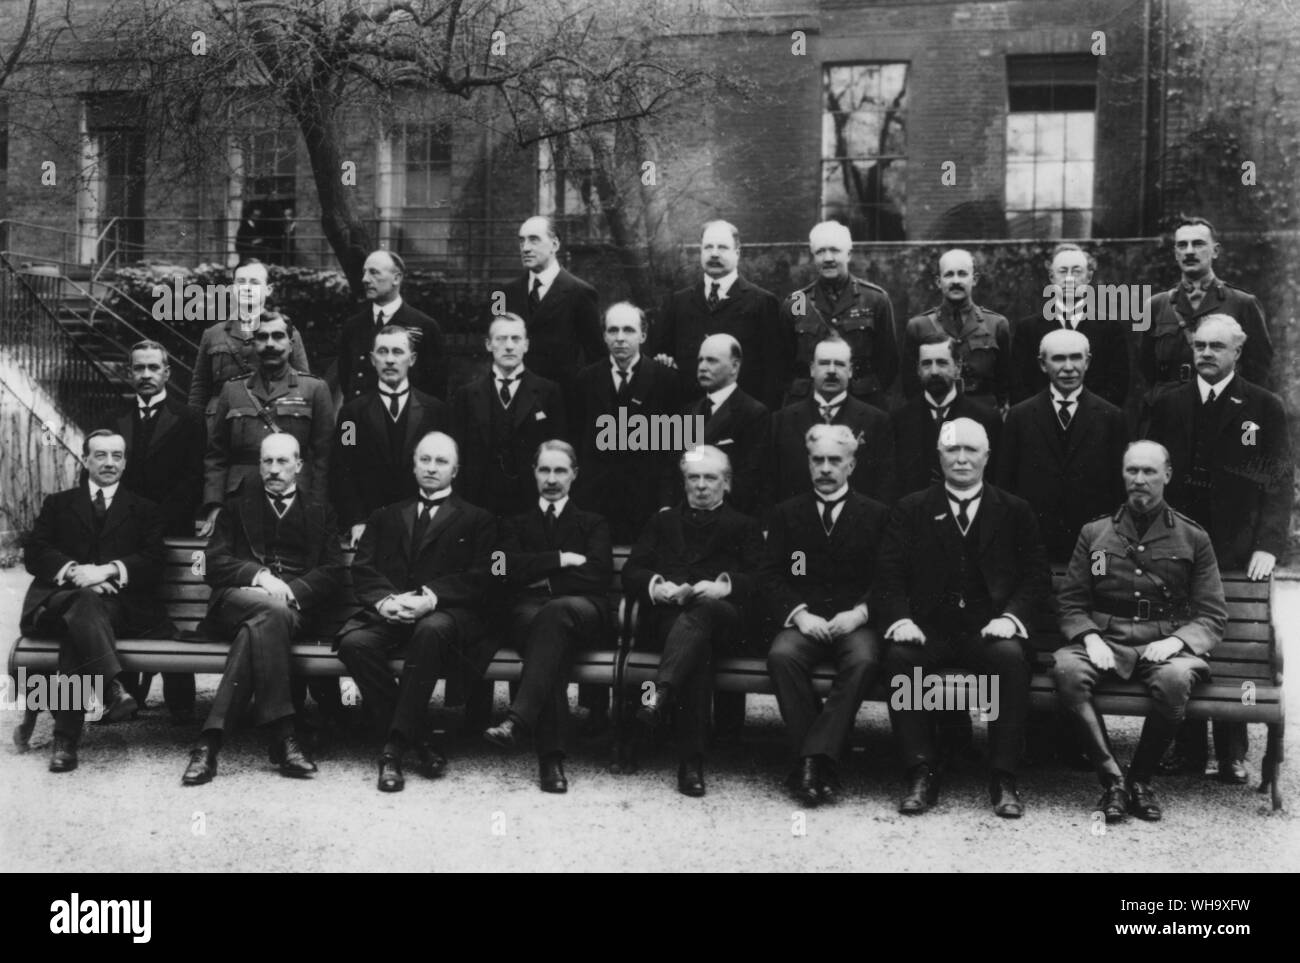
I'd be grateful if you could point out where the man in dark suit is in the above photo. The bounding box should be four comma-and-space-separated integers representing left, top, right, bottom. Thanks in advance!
1012, 243, 1130, 407
19, 430, 170, 772
1148, 314, 1294, 784
624, 446, 768, 797
768, 337, 894, 508
764, 425, 890, 806
180, 434, 346, 785
100, 340, 205, 721
337, 250, 446, 401
450, 313, 568, 518
652, 220, 784, 410
998, 328, 1128, 563
495, 215, 602, 395
571, 301, 680, 544
484, 441, 613, 793
332, 324, 449, 547
336, 431, 497, 792
892, 335, 1002, 497
662, 333, 769, 517
876, 418, 1051, 817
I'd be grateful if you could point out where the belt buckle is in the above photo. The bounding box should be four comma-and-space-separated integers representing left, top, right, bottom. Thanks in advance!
1136, 598, 1151, 621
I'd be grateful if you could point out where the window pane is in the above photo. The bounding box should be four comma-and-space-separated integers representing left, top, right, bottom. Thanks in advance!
821, 62, 908, 240
1006, 114, 1035, 159
1005, 160, 1035, 210
1035, 161, 1065, 208
1065, 113, 1094, 161
1063, 160, 1093, 208
1036, 113, 1065, 161
842, 111, 884, 159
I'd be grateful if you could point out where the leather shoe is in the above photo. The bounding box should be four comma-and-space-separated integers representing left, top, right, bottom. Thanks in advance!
636, 684, 671, 729
415, 741, 447, 778
989, 772, 1024, 818
539, 754, 568, 793
788, 756, 820, 807
1097, 782, 1129, 823
48, 733, 78, 773
898, 765, 937, 815
377, 753, 405, 792
677, 756, 706, 797
13, 710, 37, 752
276, 734, 317, 778
98, 679, 139, 724
1127, 779, 1163, 821
182, 744, 217, 786
1215, 757, 1249, 785
817, 759, 841, 804
484, 717, 523, 751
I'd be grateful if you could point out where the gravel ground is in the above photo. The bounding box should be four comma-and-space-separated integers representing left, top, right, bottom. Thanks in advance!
2, 568, 1296, 873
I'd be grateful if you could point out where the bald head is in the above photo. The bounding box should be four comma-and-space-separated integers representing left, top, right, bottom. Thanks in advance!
1038, 328, 1091, 394
937, 248, 977, 305
413, 430, 460, 495
260, 432, 302, 493
1124, 440, 1172, 512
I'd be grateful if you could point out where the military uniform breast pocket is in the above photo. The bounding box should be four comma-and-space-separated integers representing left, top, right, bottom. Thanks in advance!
274, 399, 313, 421
1146, 550, 1191, 582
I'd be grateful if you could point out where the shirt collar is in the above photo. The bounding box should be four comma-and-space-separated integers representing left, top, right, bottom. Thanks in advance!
611, 355, 640, 376
815, 390, 848, 408
946, 484, 983, 503
530, 260, 561, 293
493, 364, 525, 383
817, 483, 850, 502
707, 381, 739, 408
378, 379, 411, 395
1181, 273, 1217, 293
926, 386, 958, 410
373, 296, 404, 321
89, 481, 120, 500
704, 270, 739, 299
1197, 372, 1234, 402
1050, 386, 1082, 405
539, 495, 569, 515
137, 389, 168, 409
1053, 297, 1087, 322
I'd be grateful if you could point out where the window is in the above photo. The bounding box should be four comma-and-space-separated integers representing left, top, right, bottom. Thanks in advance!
401, 124, 451, 208
388, 123, 452, 263
821, 63, 908, 241
244, 128, 297, 202
1005, 55, 1096, 238
537, 132, 612, 245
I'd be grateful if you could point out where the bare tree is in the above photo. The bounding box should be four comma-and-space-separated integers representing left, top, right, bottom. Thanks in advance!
0, 0, 39, 91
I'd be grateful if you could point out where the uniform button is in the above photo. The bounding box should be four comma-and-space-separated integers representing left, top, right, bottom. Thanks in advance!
1137, 545, 1145, 552
1133, 591, 1141, 597
1135, 569, 1143, 575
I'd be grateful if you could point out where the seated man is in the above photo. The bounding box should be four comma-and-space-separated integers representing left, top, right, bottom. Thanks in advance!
181, 434, 346, 785
337, 431, 497, 792
623, 445, 767, 797
1054, 440, 1227, 822
764, 424, 889, 806
485, 440, 613, 793
19, 430, 170, 771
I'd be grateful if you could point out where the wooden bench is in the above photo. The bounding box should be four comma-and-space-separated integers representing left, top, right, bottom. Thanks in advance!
9, 539, 631, 727
617, 568, 1284, 810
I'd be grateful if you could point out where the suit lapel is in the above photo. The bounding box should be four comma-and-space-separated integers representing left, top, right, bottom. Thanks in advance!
977, 487, 1005, 556
416, 499, 460, 557
148, 400, 179, 457
705, 393, 737, 443
399, 500, 417, 560
1065, 391, 1099, 461
363, 395, 391, 460
239, 490, 268, 561
511, 372, 540, 429
471, 376, 493, 441
1033, 392, 1066, 462
402, 392, 427, 454
99, 488, 129, 538
928, 486, 964, 561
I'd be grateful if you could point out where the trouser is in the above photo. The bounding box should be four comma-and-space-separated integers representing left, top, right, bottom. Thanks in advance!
650, 597, 742, 757
202, 588, 300, 733
509, 596, 600, 756
28, 589, 128, 740
768, 626, 884, 761
1054, 643, 1210, 784
119, 672, 196, 715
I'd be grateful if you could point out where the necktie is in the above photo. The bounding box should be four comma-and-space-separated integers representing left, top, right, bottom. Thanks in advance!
499, 377, 513, 407
529, 277, 542, 313
703, 397, 715, 422
616, 368, 631, 404
1187, 286, 1204, 311
544, 503, 558, 543
930, 405, 947, 423
374, 307, 385, 327
819, 404, 837, 424
708, 281, 720, 310
380, 388, 408, 419
953, 495, 975, 535
412, 494, 446, 544
1057, 400, 1072, 430
268, 493, 289, 518
93, 489, 108, 527
139, 405, 157, 421
1204, 387, 1217, 407
818, 495, 845, 534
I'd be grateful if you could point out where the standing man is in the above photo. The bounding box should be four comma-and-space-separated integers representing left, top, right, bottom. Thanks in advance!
768, 337, 894, 508
892, 335, 1002, 497
337, 250, 446, 402
100, 340, 205, 720
1148, 314, 1293, 783
450, 313, 568, 518
652, 221, 784, 410
19, 431, 170, 772
1139, 216, 1273, 423
200, 315, 335, 536
997, 329, 1128, 562
337, 432, 497, 792
571, 301, 680, 544
332, 325, 449, 547
624, 446, 768, 797
497, 215, 603, 396
189, 259, 310, 434
903, 249, 1013, 413
665, 333, 769, 517
779, 220, 898, 411
876, 418, 1050, 817
1013, 243, 1130, 406
484, 441, 613, 793
764, 425, 890, 806
180, 434, 346, 785
1055, 441, 1227, 821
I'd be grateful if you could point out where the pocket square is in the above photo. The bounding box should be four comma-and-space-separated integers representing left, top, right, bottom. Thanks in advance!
535, 411, 547, 421
716, 438, 735, 445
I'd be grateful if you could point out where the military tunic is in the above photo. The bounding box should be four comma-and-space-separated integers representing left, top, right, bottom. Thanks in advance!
189, 313, 311, 429
903, 301, 1012, 410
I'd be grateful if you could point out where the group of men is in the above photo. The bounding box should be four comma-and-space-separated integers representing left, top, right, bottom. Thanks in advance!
17, 211, 1291, 822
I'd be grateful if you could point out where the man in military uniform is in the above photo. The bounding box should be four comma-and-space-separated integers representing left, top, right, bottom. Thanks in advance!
903, 249, 1012, 413
1138, 216, 1273, 428
1055, 440, 1227, 823
201, 315, 335, 537
779, 220, 898, 411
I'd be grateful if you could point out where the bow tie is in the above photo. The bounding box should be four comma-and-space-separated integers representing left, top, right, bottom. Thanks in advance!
266, 490, 295, 515
380, 387, 409, 399
817, 493, 847, 508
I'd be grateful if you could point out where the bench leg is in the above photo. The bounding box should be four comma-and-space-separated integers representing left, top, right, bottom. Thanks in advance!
1258, 721, 1284, 811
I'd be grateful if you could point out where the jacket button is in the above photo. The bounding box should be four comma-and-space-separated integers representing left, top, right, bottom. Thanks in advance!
1134, 569, 1143, 576
1137, 545, 1145, 552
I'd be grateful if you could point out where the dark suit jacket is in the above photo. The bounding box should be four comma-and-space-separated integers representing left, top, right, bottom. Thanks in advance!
449, 369, 568, 517
341, 493, 498, 665
1148, 376, 1294, 566
496, 502, 613, 635
873, 484, 1050, 634
570, 355, 680, 543
891, 393, 1003, 498
499, 269, 602, 389
99, 393, 205, 535
623, 504, 767, 611
21, 484, 169, 636
653, 276, 784, 410
1012, 314, 1131, 407
337, 301, 447, 401
768, 395, 895, 507
661, 387, 769, 516
762, 491, 890, 623
330, 388, 449, 527
996, 389, 1128, 562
